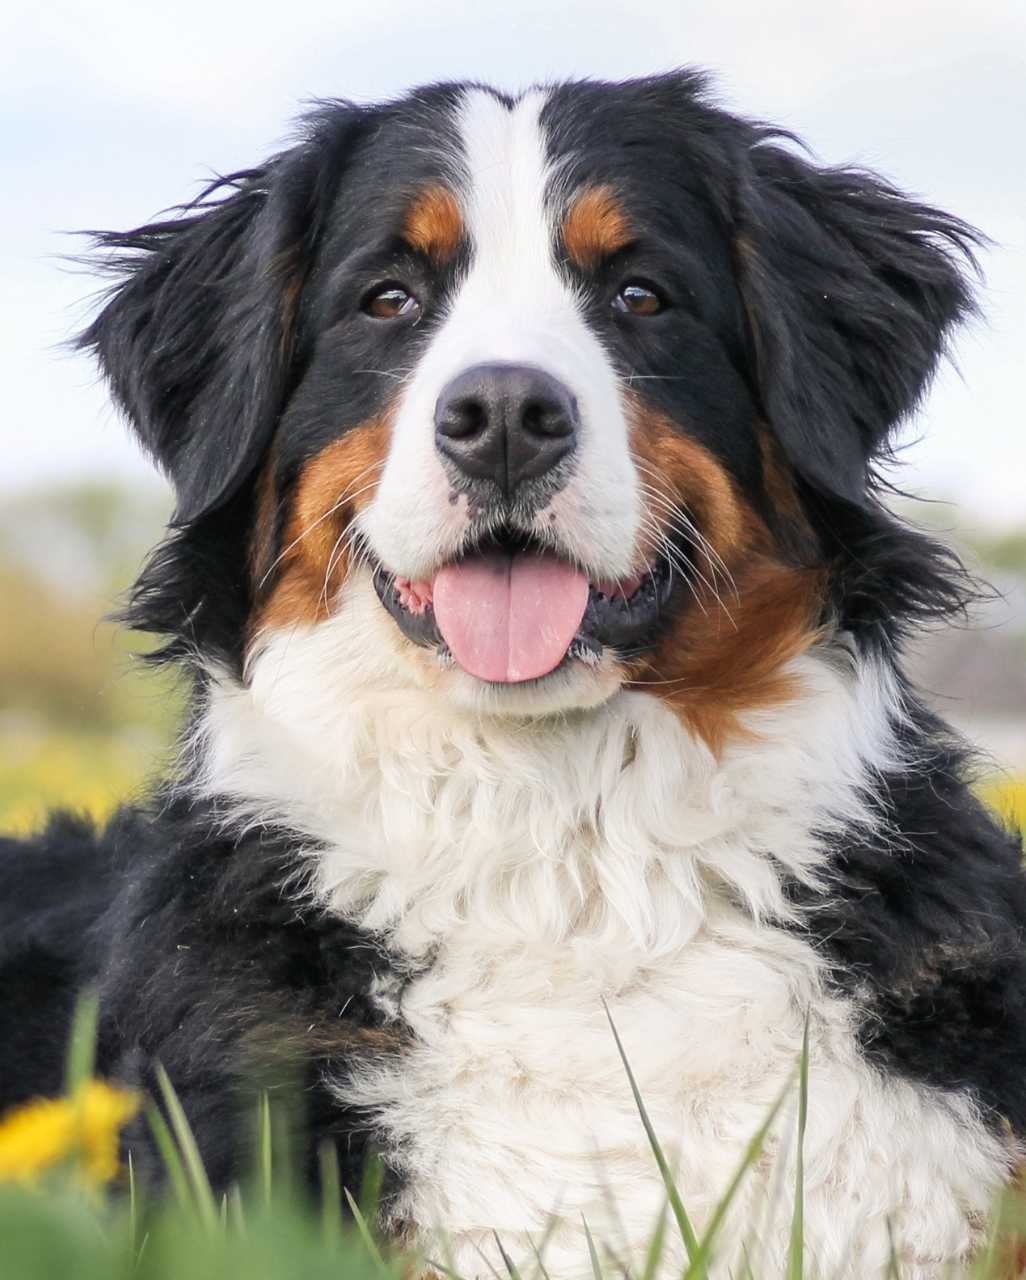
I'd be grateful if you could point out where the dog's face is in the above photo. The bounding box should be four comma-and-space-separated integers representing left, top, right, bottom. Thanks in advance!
84, 75, 975, 739
263, 84, 770, 719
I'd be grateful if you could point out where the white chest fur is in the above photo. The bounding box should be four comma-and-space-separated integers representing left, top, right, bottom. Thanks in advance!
200, 615, 1010, 1278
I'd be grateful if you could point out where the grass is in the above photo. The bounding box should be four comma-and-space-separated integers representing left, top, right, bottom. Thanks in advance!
0, 725, 171, 837
0, 1181, 399, 1280
4, 1014, 1026, 1279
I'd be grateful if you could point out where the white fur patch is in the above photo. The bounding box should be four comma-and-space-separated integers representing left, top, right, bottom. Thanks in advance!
360, 86, 639, 586
198, 581, 1011, 1279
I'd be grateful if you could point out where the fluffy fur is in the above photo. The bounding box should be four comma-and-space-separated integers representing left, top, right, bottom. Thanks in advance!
2, 72, 1025, 1278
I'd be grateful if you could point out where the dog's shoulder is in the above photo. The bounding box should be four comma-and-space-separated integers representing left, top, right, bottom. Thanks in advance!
800, 711, 1026, 1130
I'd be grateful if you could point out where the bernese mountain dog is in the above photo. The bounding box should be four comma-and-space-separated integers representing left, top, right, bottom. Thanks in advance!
2, 71, 1025, 1278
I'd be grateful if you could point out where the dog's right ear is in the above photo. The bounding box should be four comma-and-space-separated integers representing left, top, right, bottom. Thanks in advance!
734, 141, 981, 508
79, 113, 361, 523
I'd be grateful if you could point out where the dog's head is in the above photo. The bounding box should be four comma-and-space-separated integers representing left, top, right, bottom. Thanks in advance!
82, 74, 979, 742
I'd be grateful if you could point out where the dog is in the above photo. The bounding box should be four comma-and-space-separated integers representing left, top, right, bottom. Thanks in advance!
2, 71, 1024, 1278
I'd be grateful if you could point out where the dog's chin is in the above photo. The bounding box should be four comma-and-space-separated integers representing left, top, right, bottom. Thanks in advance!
428, 650, 626, 717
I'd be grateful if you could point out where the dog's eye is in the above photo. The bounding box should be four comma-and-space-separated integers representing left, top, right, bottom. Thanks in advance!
612, 281, 664, 317
362, 284, 421, 320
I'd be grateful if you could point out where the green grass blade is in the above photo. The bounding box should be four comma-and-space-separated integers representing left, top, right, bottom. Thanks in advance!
319, 1140, 342, 1247
970, 1180, 1026, 1278
360, 1150, 385, 1221
65, 989, 99, 1095
469, 1239, 507, 1280
973, 1200, 1000, 1278
528, 1231, 556, 1280
154, 1063, 218, 1232
429, 1213, 465, 1280
258, 1091, 273, 1209
603, 999, 699, 1261
343, 1187, 390, 1277
424, 1262, 465, 1280
682, 1071, 795, 1279
640, 1199, 669, 1280
228, 1183, 247, 1237
581, 1215, 604, 1280
145, 1103, 192, 1212
786, 1016, 810, 1279
493, 1230, 524, 1280
126, 1150, 137, 1255
527, 1213, 563, 1280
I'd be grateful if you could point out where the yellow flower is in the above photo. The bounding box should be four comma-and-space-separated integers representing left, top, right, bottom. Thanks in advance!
980, 778, 1026, 837
0, 1080, 140, 1186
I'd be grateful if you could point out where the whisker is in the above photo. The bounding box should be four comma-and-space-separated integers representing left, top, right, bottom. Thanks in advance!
632, 462, 738, 596
624, 671, 699, 689
352, 367, 417, 384
257, 460, 385, 590
319, 530, 350, 612
638, 504, 739, 631
639, 486, 726, 568
638, 505, 728, 616
640, 489, 737, 598
321, 523, 374, 611
637, 513, 708, 618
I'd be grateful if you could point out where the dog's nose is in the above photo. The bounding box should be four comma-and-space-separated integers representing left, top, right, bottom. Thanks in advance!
434, 363, 578, 495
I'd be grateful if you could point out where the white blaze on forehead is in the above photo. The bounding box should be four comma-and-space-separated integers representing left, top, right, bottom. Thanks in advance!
453, 88, 564, 345
360, 87, 639, 584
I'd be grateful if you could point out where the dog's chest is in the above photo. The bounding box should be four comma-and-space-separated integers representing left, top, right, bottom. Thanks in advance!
346, 882, 816, 1277
208, 664, 1011, 1275
342, 892, 1004, 1280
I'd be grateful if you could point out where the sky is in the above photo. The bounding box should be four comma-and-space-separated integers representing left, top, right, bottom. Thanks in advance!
2, 0, 1023, 526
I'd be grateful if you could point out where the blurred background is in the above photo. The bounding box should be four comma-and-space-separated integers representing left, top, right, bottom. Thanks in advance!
1, 0, 1023, 835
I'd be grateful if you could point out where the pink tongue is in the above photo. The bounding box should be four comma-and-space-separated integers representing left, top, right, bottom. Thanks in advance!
432, 552, 590, 683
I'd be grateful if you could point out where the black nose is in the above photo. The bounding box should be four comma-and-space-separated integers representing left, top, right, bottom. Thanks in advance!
434, 363, 578, 496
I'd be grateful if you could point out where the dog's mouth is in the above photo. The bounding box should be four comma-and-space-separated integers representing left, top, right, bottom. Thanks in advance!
372, 529, 674, 684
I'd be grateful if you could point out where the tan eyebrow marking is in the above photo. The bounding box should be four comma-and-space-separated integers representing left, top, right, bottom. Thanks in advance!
402, 185, 464, 263
562, 185, 633, 269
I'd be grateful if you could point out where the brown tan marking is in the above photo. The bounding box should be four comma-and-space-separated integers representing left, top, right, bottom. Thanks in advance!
755, 426, 820, 562
627, 395, 747, 567
403, 186, 463, 263
252, 416, 391, 636
562, 186, 633, 269
272, 244, 307, 360
756, 427, 805, 529
249, 446, 281, 586
626, 397, 827, 752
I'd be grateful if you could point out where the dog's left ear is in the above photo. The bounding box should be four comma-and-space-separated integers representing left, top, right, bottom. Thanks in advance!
736, 142, 982, 504
79, 113, 362, 523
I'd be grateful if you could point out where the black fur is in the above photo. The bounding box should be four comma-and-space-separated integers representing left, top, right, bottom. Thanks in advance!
0, 813, 126, 1107
795, 700, 1026, 1132
3, 73, 1023, 1213
737, 144, 981, 506
1, 798, 408, 1201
